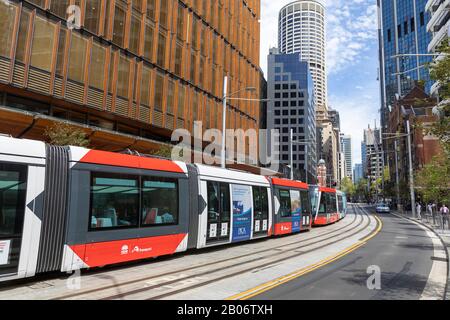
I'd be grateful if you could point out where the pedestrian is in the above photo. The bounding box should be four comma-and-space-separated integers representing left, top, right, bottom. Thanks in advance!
416, 202, 422, 220
440, 204, 449, 230
428, 203, 436, 225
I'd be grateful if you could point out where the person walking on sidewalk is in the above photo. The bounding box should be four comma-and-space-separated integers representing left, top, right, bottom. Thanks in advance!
428, 203, 435, 225
440, 204, 449, 230
416, 202, 422, 220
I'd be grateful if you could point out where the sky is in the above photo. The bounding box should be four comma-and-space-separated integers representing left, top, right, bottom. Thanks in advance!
260, 0, 381, 165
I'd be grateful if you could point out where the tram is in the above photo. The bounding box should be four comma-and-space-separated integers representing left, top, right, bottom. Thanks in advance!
0, 136, 345, 282
310, 186, 348, 226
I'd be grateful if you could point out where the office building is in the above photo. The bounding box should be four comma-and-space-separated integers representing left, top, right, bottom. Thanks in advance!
0, 0, 263, 161
267, 49, 317, 183
377, 0, 433, 132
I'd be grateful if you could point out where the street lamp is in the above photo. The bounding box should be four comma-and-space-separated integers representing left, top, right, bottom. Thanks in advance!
221, 76, 268, 169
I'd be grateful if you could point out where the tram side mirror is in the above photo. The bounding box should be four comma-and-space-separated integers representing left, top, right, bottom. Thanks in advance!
198, 195, 207, 215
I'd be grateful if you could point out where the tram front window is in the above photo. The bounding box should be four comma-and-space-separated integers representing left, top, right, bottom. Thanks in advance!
90, 174, 139, 229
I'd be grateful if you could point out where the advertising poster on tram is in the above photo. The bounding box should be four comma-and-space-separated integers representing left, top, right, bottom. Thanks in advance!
290, 190, 301, 232
231, 184, 252, 242
0, 240, 11, 266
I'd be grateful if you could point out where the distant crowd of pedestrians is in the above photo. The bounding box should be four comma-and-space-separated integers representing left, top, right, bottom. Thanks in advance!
415, 202, 449, 229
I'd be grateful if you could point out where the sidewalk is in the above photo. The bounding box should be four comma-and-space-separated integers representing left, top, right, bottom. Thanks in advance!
392, 210, 450, 300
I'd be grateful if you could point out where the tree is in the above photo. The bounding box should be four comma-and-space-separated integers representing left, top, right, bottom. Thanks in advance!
341, 177, 355, 198
44, 123, 89, 147
427, 39, 450, 156
147, 145, 173, 159
415, 154, 450, 204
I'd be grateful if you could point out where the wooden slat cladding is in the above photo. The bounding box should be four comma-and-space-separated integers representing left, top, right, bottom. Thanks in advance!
0, 0, 262, 156
12, 63, 25, 87
0, 58, 10, 84
27, 68, 51, 95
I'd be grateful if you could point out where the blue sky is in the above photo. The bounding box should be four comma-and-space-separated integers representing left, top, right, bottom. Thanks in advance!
260, 0, 381, 164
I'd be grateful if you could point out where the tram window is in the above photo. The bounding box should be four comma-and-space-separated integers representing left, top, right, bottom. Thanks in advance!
330, 194, 337, 212
142, 178, 178, 226
319, 193, 327, 214
220, 183, 230, 222
300, 190, 310, 214
0, 164, 27, 236
279, 189, 291, 218
90, 174, 139, 230
253, 187, 269, 220
207, 182, 230, 223
207, 182, 220, 222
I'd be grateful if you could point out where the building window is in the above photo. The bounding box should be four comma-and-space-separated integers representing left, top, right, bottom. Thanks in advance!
142, 178, 178, 226
15, 9, 31, 63
112, 0, 126, 47
167, 80, 175, 114
410, 18, 415, 32
89, 42, 106, 90
90, 173, 139, 230
85, 0, 102, 34
129, 13, 141, 55
154, 72, 164, 111
147, 0, 156, 20
174, 42, 183, 76
144, 23, 154, 61
420, 12, 425, 27
68, 33, 87, 83
176, 4, 185, 41
117, 55, 130, 98
387, 29, 391, 42
157, 32, 166, 67
159, 0, 169, 29
0, 1, 17, 58
140, 66, 151, 106
397, 24, 401, 38
404, 21, 408, 35
30, 16, 56, 72
50, 0, 70, 18
177, 85, 185, 118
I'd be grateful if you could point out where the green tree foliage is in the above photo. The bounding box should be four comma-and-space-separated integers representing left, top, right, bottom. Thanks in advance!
148, 145, 173, 159
341, 177, 355, 198
44, 123, 89, 147
427, 39, 450, 156
415, 155, 450, 204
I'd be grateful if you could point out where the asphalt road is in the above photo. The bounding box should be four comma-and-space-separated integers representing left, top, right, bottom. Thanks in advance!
253, 207, 436, 300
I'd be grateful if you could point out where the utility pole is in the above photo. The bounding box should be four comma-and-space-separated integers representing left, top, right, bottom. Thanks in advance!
290, 128, 294, 180
221, 76, 228, 169
406, 120, 416, 218
394, 140, 401, 212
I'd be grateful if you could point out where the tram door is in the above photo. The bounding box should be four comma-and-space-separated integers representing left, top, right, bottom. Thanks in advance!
0, 163, 27, 276
252, 187, 269, 236
206, 181, 231, 244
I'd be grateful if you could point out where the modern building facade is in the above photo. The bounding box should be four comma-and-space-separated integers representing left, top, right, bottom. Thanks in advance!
341, 134, 353, 180
0, 0, 263, 162
363, 126, 383, 185
278, 0, 327, 120
378, 0, 433, 132
353, 163, 363, 184
267, 49, 317, 183
426, 0, 450, 96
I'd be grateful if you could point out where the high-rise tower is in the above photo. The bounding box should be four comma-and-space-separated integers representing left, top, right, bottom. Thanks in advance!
278, 0, 327, 120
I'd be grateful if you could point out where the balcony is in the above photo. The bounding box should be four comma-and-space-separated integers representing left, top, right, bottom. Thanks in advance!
426, 0, 441, 12
427, 0, 450, 32
428, 18, 450, 52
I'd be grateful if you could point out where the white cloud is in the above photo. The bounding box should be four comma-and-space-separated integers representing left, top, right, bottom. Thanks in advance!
260, 0, 378, 76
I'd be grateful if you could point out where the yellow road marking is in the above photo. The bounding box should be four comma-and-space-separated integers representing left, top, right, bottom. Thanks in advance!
226, 213, 383, 300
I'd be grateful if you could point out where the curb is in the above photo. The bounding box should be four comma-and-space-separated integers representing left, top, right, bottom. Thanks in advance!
391, 212, 449, 300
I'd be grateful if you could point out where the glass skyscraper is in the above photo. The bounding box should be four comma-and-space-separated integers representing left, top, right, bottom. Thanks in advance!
267, 49, 317, 182
378, 0, 433, 130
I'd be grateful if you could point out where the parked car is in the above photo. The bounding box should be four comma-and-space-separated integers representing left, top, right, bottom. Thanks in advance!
376, 203, 391, 213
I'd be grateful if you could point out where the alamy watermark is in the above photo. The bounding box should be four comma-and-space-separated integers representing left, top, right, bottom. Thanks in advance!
366, 265, 381, 290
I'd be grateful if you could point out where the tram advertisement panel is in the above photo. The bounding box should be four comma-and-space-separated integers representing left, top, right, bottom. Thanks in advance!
290, 190, 301, 232
231, 185, 253, 242
0, 240, 11, 265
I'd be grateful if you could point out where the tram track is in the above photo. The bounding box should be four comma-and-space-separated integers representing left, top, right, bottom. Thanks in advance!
54, 204, 373, 300
51, 206, 361, 300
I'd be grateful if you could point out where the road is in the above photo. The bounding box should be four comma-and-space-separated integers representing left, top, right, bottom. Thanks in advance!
252, 208, 442, 300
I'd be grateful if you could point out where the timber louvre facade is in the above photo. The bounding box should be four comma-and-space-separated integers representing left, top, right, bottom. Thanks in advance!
0, 0, 262, 154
